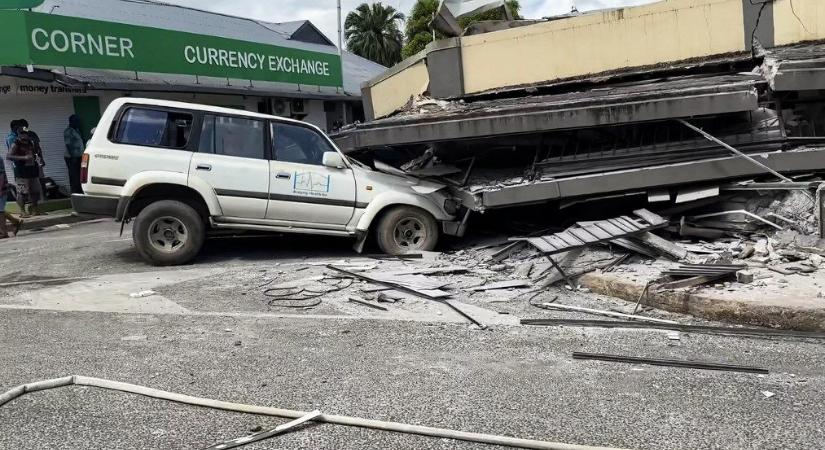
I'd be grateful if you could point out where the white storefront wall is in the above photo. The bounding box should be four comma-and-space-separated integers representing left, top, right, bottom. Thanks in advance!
0, 95, 75, 188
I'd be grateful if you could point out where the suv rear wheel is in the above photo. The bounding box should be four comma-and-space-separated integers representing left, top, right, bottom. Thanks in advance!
376, 206, 439, 255
133, 200, 205, 266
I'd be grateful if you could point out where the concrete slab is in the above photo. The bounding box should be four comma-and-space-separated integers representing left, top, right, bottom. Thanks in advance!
335, 74, 762, 151
580, 264, 825, 332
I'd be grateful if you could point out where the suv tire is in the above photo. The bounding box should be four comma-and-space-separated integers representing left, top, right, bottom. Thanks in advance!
376, 206, 439, 255
133, 200, 206, 266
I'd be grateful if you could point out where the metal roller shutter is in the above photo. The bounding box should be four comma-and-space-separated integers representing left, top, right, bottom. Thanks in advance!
0, 96, 74, 189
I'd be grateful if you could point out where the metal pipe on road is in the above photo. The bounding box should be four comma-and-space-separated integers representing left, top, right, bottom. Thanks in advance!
0, 376, 627, 450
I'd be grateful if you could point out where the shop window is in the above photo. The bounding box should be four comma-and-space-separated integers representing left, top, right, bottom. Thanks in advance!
115, 108, 192, 149
271, 123, 334, 166
199, 114, 265, 159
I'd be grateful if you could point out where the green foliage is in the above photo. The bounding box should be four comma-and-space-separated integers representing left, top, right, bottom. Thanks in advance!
401, 0, 522, 59
402, 0, 443, 59
345, 3, 405, 67
458, 0, 522, 29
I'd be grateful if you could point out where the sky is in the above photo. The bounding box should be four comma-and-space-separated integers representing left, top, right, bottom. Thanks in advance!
162, 0, 657, 48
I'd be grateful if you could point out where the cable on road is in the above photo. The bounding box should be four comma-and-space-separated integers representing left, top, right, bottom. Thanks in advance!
0, 375, 628, 450
263, 278, 354, 309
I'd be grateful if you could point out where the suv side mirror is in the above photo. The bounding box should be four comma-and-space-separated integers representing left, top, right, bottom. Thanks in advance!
322, 151, 346, 169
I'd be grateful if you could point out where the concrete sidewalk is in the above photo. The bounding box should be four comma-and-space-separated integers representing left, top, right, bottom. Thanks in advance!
16, 210, 103, 231
580, 263, 825, 332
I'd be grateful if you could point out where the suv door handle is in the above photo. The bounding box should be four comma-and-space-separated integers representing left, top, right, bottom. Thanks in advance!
196, 164, 212, 171
275, 172, 291, 180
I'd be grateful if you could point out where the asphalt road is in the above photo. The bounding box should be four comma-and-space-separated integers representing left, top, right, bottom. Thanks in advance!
1, 220, 824, 450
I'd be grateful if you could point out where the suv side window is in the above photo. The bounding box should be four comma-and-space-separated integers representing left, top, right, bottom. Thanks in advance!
272, 123, 334, 165
115, 107, 193, 149
199, 114, 266, 159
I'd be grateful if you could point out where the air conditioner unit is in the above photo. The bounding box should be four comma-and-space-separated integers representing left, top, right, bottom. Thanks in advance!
291, 99, 305, 114
272, 99, 287, 115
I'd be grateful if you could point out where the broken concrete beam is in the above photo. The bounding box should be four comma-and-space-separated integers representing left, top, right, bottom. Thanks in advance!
631, 232, 688, 261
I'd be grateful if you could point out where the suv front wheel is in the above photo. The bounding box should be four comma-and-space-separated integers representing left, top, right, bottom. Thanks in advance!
133, 200, 206, 266
376, 206, 439, 255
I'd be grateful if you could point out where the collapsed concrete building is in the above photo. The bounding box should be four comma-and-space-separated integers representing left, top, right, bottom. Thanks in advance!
332, 0, 825, 221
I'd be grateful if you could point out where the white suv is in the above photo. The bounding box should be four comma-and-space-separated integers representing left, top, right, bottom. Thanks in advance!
72, 98, 463, 265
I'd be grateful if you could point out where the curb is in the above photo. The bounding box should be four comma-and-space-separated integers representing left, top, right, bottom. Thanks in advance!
579, 272, 825, 332
20, 212, 104, 231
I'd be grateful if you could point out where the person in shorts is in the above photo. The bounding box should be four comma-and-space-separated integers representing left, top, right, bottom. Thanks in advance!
8, 130, 42, 217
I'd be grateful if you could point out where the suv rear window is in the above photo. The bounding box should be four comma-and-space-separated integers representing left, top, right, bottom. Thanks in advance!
114, 107, 193, 149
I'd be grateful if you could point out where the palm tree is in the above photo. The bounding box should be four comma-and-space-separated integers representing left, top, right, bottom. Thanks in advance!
345, 3, 405, 67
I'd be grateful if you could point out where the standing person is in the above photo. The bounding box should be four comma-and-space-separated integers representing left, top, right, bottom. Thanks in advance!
5, 120, 19, 151
0, 156, 22, 238
8, 130, 42, 217
18, 119, 46, 195
63, 115, 85, 194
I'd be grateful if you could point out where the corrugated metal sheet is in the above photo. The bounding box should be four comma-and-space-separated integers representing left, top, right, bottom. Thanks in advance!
33, 0, 386, 96
0, 96, 74, 188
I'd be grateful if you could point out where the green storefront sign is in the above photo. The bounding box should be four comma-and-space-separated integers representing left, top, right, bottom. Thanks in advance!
0, 10, 343, 87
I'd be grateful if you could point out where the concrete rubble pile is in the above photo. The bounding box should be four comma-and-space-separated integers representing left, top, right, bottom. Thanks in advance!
318, 0, 825, 330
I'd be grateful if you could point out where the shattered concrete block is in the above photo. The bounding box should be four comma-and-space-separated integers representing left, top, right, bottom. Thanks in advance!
737, 244, 755, 259
513, 262, 534, 278
736, 271, 754, 284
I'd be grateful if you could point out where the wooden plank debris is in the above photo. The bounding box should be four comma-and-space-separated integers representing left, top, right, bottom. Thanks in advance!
513, 209, 668, 256
610, 238, 658, 258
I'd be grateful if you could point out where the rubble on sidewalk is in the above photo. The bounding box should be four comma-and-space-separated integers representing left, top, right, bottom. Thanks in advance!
431, 183, 825, 329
